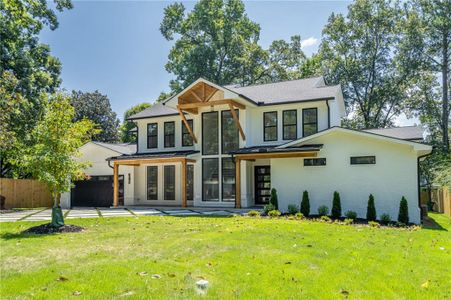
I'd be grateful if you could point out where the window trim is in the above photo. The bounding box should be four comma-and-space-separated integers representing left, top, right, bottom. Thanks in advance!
221, 109, 240, 154
263, 111, 278, 142
350, 156, 376, 165
282, 109, 297, 140
221, 157, 236, 202
202, 158, 219, 202
163, 165, 176, 200
146, 166, 158, 200
302, 108, 318, 137
164, 121, 175, 148
304, 158, 327, 166
181, 119, 194, 147
147, 123, 158, 149
202, 111, 219, 155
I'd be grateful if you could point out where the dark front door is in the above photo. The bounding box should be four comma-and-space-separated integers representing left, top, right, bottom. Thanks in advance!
71, 175, 124, 207
255, 166, 271, 205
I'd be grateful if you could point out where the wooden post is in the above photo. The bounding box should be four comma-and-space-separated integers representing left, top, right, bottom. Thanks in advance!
181, 158, 187, 208
235, 158, 241, 209
113, 163, 119, 208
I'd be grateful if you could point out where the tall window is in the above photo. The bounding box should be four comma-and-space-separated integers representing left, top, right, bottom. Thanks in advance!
164, 121, 175, 148
202, 158, 219, 201
283, 110, 297, 140
222, 158, 236, 202
182, 120, 194, 147
202, 112, 219, 155
222, 110, 239, 154
302, 108, 318, 137
164, 165, 175, 200
147, 123, 158, 149
264, 111, 277, 141
186, 165, 194, 201
146, 166, 158, 200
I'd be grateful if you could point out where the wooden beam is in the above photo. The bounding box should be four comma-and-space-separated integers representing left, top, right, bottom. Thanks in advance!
235, 158, 241, 209
204, 90, 216, 102
113, 157, 196, 166
202, 82, 206, 101
178, 99, 245, 110
228, 103, 246, 141
181, 158, 187, 208
113, 163, 119, 207
235, 151, 318, 160
178, 107, 198, 143
190, 90, 203, 102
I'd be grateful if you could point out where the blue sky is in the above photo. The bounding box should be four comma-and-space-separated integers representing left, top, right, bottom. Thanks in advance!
40, 1, 352, 121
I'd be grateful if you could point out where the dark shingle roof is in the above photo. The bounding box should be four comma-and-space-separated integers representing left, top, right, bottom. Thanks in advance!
107, 150, 199, 161
127, 103, 179, 120
92, 142, 136, 154
363, 126, 425, 141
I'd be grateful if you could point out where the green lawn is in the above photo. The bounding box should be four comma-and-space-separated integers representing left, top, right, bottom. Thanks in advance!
1, 214, 450, 299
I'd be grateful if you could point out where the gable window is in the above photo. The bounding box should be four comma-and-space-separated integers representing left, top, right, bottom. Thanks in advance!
283, 110, 297, 140
146, 166, 158, 200
202, 111, 219, 155
186, 165, 194, 201
302, 108, 318, 137
264, 111, 277, 141
222, 158, 236, 202
202, 158, 219, 201
350, 156, 376, 165
164, 121, 175, 148
182, 120, 194, 147
164, 165, 175, 200
147, 123, 158, 149
222, 110, 239, 154
304, 158, 326, 166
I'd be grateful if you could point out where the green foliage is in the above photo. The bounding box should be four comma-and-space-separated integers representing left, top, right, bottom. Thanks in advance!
345, 210, 357, 220
368, 221, 380, 228
247, 210, 260, 217
380, 213, 391, 225
263, 203, 275, 214
317, 205, 329, 216
398, 196, 409, 224
331, 191, 342, 218
344, 218, 354, 225
320, 215, 331, 222
366, 194, 377, 221
300, 190, 310, 216
268, 210, 281, 218
120, 103, 152, 143
294, 212, 304, 220
287, 204, 299, 215
270, 188, 278, 209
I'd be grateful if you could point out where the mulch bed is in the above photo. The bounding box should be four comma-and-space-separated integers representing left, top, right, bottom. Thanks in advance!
23, 223, 84, 234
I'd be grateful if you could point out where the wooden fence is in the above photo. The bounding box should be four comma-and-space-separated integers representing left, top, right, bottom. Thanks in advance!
420, 186, 451, 217
0, 178, 53, 209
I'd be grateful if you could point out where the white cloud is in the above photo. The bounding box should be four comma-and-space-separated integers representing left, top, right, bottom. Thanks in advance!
300, 37, 319, 49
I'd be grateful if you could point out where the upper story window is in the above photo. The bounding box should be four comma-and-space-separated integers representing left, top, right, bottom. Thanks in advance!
202, 111, 219, 155
283, 110, 297, 140
222, 110, 239, 154
302, 108, 318, 137
164, 121, 175, 148
181, 120, 194, 147
264, 111, 278, 141
147, 123, 158, 149
304, 158, 326, 166
350, 156, 376, 165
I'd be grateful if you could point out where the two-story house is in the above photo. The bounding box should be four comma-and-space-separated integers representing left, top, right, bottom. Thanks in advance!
65, 77, 432, 224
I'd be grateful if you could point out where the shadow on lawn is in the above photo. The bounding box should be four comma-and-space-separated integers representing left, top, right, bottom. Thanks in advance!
422, 216, 448, 231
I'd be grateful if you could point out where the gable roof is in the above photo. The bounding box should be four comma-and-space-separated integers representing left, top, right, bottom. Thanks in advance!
362, 126, 424, 142
127, 103, 179, 120
91, 142, 136, 155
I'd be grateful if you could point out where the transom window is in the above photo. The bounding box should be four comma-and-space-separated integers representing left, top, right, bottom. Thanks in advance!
164, 165, 175, 200
283, 110, 297, 140
302, 108, 318, 137
264, 111, 278, 141
164, 121, 175, 148
181, 119, 194, 147
350, 156, 376, 165
222, 110, 239, 154
146, 166, 158, 200
147, 123, 158, 149
304, 158, 326, 166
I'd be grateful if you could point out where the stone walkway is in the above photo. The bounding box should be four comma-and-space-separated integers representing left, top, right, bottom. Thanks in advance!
0, 207, 257, 222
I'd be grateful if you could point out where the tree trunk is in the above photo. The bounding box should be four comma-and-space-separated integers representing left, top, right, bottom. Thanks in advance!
51, 192, 64, 227
442, 30, 449, 153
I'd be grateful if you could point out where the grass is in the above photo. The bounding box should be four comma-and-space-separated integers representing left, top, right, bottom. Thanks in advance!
1, 213, 450, 299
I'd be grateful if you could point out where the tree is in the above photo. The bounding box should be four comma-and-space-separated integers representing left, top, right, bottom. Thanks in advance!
120, 103, 152, 143
398, 196, 409, 224
331, 191, 342, 218
24, 93, 96, 227
270, 188, 278, 210
366, 194, 377, 221
71, 91, 120, 143
300, 190, 310, 216
319, 0, 412, 128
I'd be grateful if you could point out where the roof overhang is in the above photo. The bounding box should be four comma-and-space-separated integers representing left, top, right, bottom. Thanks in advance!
232, 146, 321, 161
107, 151, 199, 165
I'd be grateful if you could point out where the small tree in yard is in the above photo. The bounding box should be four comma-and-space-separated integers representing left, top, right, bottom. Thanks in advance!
270, 188, 278, 210
398, 196, 409, 224
331, 191, 342, 218
25, 94, 96, 227
301, 190, 310, 217
366, 194, 377, 221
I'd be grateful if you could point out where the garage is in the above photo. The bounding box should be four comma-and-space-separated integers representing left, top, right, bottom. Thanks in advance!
71, 175, 124, 207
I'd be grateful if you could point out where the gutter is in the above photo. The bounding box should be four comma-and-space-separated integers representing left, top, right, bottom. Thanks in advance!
326, 99, 330, 128
417, 152, 432, 222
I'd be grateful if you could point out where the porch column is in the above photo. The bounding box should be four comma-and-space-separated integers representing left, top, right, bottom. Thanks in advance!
181, 158, 187, 208
235, 158, 241, 208
113, 162, 119, 208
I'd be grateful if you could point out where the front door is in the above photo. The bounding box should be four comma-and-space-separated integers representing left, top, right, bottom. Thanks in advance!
255, 166, 271, 205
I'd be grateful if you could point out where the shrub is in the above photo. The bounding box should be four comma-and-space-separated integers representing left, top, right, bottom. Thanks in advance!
344, 218, 354, 225
345, 210, 357, 220
270, 188, 278, 209
366, 194, 377, 221
268, 210, 281, 218
294, 212, 304, 220
380, 213, 391, 225
320, 215, 331, 222
398, 196, 409, 224
331, 191, 342, 218
247, 210, 260, 217
288, 204, 299, 215
317, 205, 329, 216
300, 190, 310, 217
368, 221, 380, 228
263, 203, 275, 214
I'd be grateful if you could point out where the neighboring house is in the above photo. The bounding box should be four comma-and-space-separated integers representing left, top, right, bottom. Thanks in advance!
69, 77, 432, 224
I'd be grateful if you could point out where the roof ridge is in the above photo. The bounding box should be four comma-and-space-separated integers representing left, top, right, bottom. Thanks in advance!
226, 76, 324, 89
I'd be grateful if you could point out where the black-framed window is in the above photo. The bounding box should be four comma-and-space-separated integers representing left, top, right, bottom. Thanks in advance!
147, 123, 158, 149
146, 166, 158, 200
182, 119, 194, 147
186, 164, 194, 201
222, 158, 236, 202
304, 158, 326, 166
202, 158, 219, 201
202, 111, 219, 155
264, 111, 277, 141
350, 156, 376, 165
164, 121, 175, 148
283, 110, 297, 140
164, 165, 175, 200
302, 108, 318, 137
222, 110, 239, 154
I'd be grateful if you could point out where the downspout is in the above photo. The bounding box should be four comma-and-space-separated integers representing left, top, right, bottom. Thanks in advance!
135, 121, 139, 154
107, 159, 114, 169
326, 100, 330, 128
417, 152, 432, 222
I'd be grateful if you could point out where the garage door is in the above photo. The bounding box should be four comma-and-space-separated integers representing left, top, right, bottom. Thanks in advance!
71, 176, 124, 207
